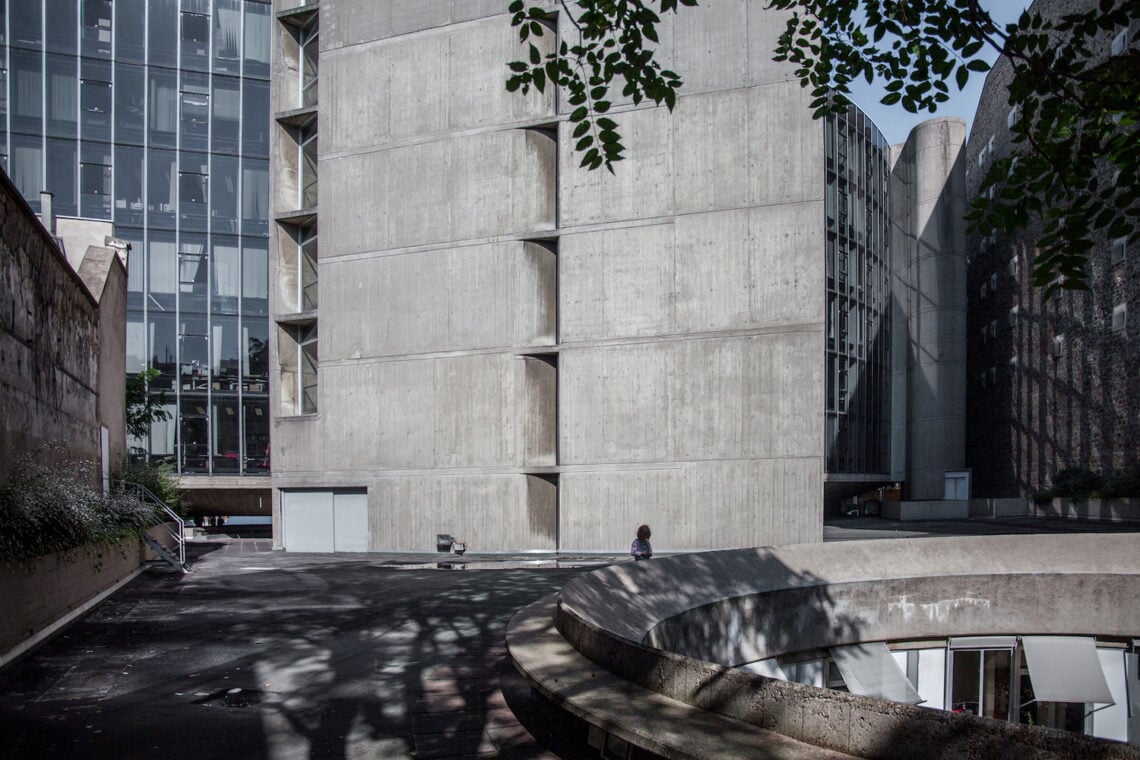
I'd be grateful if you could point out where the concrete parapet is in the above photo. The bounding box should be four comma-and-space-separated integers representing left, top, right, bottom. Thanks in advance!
509, 535, 1140, 759
879, 499, 969, 521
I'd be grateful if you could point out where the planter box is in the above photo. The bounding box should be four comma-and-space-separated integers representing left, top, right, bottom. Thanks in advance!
0, 537, 143, 657
1035, 497, 1140, 522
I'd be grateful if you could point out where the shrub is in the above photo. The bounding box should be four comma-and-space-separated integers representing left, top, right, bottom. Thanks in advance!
1101, 466, 1140, 499
1030, 489, 1054, 505
1050, 467, 1102, 498
0, 456, 162, 564
114, 459, 182, 511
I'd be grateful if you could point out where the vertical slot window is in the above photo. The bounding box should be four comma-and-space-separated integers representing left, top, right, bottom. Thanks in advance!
243, 0, 271, 79
148, 68, 179, 148
300, 18, 319, 107
114, 145, 145, 226
211, 76, 241, 154
299, 122, 318, 209
80, 59, 112, 142
114, 63, 146, 145
45, 54, 78, 138
116, 0, 146, 63
180, 73, 211, 152
45, 138, 78, 215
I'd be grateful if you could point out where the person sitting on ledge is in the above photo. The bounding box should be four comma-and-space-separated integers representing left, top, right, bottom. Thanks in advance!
631, 524, 653, 561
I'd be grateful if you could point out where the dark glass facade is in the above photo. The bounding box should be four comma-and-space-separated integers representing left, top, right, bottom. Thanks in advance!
824, 108, 892, 475
1, 0, 271, 476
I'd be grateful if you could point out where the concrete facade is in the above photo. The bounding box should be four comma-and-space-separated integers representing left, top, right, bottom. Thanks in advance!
269, 2, 967, 551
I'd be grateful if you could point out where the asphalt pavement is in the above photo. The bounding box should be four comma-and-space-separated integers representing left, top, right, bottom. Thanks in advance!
2, 515, 1138, 759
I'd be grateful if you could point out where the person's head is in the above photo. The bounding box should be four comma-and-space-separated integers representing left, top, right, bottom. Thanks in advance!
636, 524, 651, 541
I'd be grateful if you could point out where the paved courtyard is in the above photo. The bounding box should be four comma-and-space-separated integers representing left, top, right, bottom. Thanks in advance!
0, 541, 607, 760
3, 516, 1138, 759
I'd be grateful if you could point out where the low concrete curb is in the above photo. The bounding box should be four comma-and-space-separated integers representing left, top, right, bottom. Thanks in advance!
507, 594, 857, 760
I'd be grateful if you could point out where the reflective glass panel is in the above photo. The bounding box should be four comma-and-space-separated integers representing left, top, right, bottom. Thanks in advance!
113, 63, 145, 145
115, 0, 146, 63
45, 138, 78, 215
211, 237, 241, 314
114, 145, 145, 226
148, 67, 178, 148
181, 12, 211, 70
45, 0, 77, 54
211, 315, 241, 388
148, 309, 177, 388
241, 158, 268, 235
80, 0, 112, 58
148, 231, 178, 312
80, 61, 112, 142
45, 54, 78, 138
213, 0, 242, 74
212, 396, 241, 473
10, 49, 43, 133
211, 75, 241, 154
179, 394, 209, 472
210, 154, 239, 233
10, 0, 43, 48
179, 237, 210, 313
243, 399, 270, 473
147, 149, 178, 228
149, 0, 178, 67
243, 1, 271, 78
241, 238, 268, 316
242, 79, 269, 156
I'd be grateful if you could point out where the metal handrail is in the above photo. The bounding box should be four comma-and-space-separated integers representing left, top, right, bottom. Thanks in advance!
118, 480, 185, 567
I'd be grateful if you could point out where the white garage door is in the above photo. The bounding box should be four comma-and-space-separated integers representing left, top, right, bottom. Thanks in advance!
281, 490, 369, 552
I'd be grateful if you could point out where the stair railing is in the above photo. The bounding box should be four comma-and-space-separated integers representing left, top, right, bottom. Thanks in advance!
118, 480, 186, 568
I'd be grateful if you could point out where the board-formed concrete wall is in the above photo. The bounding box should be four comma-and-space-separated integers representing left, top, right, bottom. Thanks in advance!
278, 0, 984, 549
889, 119, 968, 499
268, 1, 863, 551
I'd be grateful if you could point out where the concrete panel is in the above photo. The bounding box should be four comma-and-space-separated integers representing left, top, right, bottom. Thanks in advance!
559, 223, 675, 342
747, 81, 824, 207
559, 106, 674, 227
306, 353, 544, 471
368, 474, 557, 551
673, 90, 751, 213
746, 3, 797, 85
672, 0, 748, 94
322, 35, 447, 154
559, 457, 823, 551
321, 241, 556, 360
322, 130, 556, 255
447, 17, 557, 130
560, 333, 823, 466
561, 207, 825, 343
675, 205, 825, 332
322, 0, 451, 50
322, 18, 555, 154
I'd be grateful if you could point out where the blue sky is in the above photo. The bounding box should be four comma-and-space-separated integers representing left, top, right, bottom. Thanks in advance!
845, 1, 1028, 144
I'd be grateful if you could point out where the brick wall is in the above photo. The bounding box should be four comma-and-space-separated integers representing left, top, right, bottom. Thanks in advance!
964, 0, 1140, 497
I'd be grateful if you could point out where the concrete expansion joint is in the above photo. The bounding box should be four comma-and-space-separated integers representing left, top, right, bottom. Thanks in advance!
318, 116, 562, 162
320, 231, 561, 265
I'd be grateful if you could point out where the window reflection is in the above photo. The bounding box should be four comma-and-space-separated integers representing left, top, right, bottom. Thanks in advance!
148, 68, 178, 147
180, 395, 209, 472
80, 141, 112, 218
147, 149, 177, 228
114, 63, 145, 144
211, 238, 241, 314
115, 0, 146, 63
148, 231, 178, 312
46, 139, 78, 216
211, 154, 240, 232
212, 397, 241, 473
211, 76, 241, 154
179, 238, 210, 313
181, 12, 210, 71
81, 0, 113, 58
45, 54, 78, 138
244, 319, 269, 388
114, 145, 144, 226
214, 0, 242, 74
46, 0, 77, 55
149, 0, 178, 68
243, 399, 270, 473
211, 315, 241, 389
148, 311, 177, 389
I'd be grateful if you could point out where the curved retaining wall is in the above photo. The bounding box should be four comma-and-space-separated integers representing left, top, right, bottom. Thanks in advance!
546, 534, 1140, 759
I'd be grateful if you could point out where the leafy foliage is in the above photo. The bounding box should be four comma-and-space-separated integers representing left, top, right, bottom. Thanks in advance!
0, 456, 162, 564
505, 0, 1140, 293
126, 368, 171, 443
506, 0, 697, 171
114, 459, 182, 512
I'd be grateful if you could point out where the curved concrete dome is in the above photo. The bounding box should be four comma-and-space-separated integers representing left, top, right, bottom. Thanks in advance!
509, 534, 1140, 759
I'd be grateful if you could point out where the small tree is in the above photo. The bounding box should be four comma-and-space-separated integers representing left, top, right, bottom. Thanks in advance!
125, 368, 171, 446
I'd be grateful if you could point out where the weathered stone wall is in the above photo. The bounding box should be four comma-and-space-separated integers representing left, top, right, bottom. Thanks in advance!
964, 0, 1140, 497
0, 177, 103, 484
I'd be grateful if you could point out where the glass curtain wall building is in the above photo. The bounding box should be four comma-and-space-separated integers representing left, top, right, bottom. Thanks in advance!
0, 0, 271, 477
